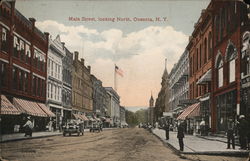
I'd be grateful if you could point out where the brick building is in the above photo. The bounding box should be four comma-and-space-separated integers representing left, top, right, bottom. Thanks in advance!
179, 3, 213, 134
211, 1, 249, 132
0, 1, 54, 133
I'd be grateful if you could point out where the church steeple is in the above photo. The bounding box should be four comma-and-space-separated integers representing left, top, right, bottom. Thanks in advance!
149, 92, 154, 107
162, 58, 169, 79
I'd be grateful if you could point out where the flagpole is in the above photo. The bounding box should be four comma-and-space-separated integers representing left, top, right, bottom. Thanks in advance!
114, 64, 117, 91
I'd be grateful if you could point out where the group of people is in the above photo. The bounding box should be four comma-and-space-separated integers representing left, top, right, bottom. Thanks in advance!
227, 115, 250, 150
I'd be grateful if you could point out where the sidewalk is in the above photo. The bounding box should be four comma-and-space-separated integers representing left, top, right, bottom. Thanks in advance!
0, 128, 115, 143
0, 131, 62, 143
152, 128, 249, 156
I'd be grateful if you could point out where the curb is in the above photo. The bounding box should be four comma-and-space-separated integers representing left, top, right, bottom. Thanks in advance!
151, 130, 249, 157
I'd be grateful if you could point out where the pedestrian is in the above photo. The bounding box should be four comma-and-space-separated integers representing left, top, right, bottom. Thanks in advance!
23, 116, 33, 137
227, 118, 235, 149
200, 119, 205, 136
164, 121, 170, 140
177, 122, 185, 151
238, 115, 248, 150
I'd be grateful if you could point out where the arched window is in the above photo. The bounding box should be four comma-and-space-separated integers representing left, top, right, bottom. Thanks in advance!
216, 54, 223, 88
226, 43, 237, 83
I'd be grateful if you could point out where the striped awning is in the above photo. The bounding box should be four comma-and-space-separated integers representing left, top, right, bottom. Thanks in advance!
37, 103, 56, 117
1, 95, 21, 115
72, 114, 89, 121
177, 103, 200, 120
13, 98, 48, 117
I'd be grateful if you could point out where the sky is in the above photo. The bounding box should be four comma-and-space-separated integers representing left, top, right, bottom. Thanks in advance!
16, 0, 210, 107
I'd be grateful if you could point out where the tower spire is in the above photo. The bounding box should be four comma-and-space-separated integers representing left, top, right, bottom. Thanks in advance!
165, 58, 167, 71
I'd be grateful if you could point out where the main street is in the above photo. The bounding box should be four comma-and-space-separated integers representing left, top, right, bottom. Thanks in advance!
0, 128, 248, 161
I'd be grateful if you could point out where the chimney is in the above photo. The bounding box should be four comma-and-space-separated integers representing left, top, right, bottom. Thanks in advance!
74, 51, 79, 61
81, 58, 85, 65
44, 32, 49, 42
88, 65, 91, 72
29, 18, 36, 30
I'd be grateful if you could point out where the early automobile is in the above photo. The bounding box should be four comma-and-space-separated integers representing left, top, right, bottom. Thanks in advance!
89, 122, 101, 132
63, 121, 84, 136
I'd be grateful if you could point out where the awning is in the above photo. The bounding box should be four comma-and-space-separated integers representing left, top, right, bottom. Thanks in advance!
1, 95, 22, 115
37, 103, 56, 117
197, 69, 211, 85
177, 103, 200, 120
80, 114, 89, 121
73, 114, 89, 121
13, 98, 47, 117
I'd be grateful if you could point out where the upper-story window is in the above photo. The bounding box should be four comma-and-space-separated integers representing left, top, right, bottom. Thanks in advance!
25, 44, 31, 64
20, 40, 25, 61
13, 36, 19, 58
241, 32, 250, 76
1, 27, 8, 53
216, 54, 223, 88
0, 61, 7, 87
226, 43, 237, 83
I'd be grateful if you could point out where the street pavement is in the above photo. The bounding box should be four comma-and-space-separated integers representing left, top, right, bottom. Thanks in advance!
152, 128, 249, 156
0, 128, 187, 161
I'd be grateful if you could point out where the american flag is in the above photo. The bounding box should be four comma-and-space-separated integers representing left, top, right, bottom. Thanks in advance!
115, 65, 123, 77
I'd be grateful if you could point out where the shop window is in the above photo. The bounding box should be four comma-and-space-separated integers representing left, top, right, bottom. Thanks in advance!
1, 27, 8, 53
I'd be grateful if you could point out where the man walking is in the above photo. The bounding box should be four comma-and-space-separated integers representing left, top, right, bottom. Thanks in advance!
23, 116, 33, 137
227, 118, 235, 149
164, 121, 170, 140
177, 122, 185, 151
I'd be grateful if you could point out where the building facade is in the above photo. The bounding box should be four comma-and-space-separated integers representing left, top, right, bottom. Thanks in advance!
61, 45, 73, 122
211, 1, 249, 132
0, 1, 54, 133
185, 3, 213, 132
46, 35, 64, 129
91, 75, 107, 117
155, 61, 170, 120
168, 50, 189, 114
241, 17, 250, 120
120, 106, 126, 127
105, 87, 120, 127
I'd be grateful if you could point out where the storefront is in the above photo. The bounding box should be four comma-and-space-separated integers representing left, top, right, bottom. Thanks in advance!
177, 102, 200, 134
1, 95, 55, 134
216, 90, 237, 132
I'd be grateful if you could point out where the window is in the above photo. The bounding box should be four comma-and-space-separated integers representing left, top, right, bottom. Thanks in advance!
24, 72, 28, 93
227, 44, 237, 83
13, 36, 19, 58
32, 76, 37, 95
204, 38, 207, 64
25, 44, 30, 64
48, 83, 50, 98
0, 61, 7, 87
208, 32, 212, 59
1, 27, 8, 52
12, 67, 18, 90
51, 84, 53, 99
216, 55, 223, 88
20, 40, 25, 61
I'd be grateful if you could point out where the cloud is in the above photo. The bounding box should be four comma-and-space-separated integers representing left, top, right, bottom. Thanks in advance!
36, 20, 188, 106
